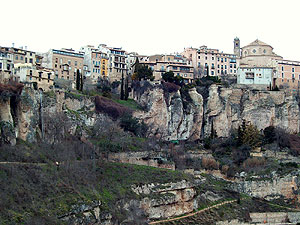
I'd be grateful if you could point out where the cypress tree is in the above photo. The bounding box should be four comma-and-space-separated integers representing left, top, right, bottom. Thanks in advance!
125, 73, 129, 100
76, 69, 80, 90
120, 70, 124, 100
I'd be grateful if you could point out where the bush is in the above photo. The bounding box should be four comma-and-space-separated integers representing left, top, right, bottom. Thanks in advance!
119, 114, 148, 137
95, 96, 131, 120
289, 134, 300, 156
201, 157, 219, 170
162, 82, 180, 93
242, 157, 267, 172
233, 145, 251, 165
263, 126, 276, 144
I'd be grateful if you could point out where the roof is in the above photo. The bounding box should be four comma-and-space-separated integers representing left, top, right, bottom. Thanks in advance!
244, 39, 273, 49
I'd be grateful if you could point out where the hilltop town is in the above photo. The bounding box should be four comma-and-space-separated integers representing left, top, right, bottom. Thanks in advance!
1, 38, 300, 92
1, 38, 300, 225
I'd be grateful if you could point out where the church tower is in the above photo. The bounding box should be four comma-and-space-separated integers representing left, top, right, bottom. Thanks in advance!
234, 37, 241, 57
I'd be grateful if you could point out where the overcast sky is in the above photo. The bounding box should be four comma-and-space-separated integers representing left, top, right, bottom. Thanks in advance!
1, 0, 300, 60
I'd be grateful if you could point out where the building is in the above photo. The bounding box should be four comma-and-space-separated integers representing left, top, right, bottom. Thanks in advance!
42, 48, 84, 88
98, 44, 127, 82
182, 43, 239, 78
80, 45, 109, 84
236, 39, 300, 91
274, 59, 300, 91
0, 49, 14, 83
15, 65, 54, 91
237, 67, 273, 86
140, 54, 194, 83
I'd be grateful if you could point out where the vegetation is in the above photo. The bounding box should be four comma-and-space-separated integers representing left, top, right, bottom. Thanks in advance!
162, 71, 184, 86
132, 58, 154, 81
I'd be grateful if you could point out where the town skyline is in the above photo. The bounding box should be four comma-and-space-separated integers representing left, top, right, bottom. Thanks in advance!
1, 0, 300, 60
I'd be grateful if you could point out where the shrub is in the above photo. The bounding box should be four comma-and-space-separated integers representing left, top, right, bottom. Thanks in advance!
162, 82, 180, 93
263, 126, 276, 144
275, 128, 291, 148
221, 165, 229, 174
95, 96, 131, 120
242, 157, 267, 172
289, 134, 300, 156
201, 157, 219, 170
233, 144, 251, 165
119, 114, 148, 137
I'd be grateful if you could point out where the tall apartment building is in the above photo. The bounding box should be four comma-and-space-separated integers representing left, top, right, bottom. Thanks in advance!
182, 44, 239, 79
42, 49, 84, 86
0, 49, 14, 82
140, 54, 194, 83
98, 44, 127, 82
80, 45, 109, 84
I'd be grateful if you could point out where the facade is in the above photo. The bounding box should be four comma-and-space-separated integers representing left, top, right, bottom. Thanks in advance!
98, 44, 127, 82
237, 67, 273, 85
141, 54, 194, 83
274, 59, 300, 91
237, 39, 300, 91
182, 44, 239, 78
0, 50, 14, 82
16, 65, 54, 91
42, 48, 84, 85
80, 45, 109, 84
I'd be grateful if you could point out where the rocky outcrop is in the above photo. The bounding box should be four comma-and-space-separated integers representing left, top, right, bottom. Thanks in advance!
233, 171, 300, 202
133, 82, 203, 141
133, 82, 300, 141
132, 180, 197, 219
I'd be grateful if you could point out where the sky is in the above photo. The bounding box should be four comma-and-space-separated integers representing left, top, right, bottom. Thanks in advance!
1, 0, 300, 60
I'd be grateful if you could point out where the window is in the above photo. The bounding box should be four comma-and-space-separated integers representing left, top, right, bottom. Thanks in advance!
218, 70, 220, 74
198, 56, 200, 59
212, 57, 214, 60
0, 62, 2, 69
29, 70, 32, 75
48, 73, 51, 79
68, 60, 71, 65
221, 58, 223, 62
39, 72, 42, 78
29, 58, 33, 63
60, 58, 62, 64
230, 64, 232, 68
292, 68, 295, 72
225, 58, 227, 62
15, 56, 18, 60
281, 66, 284, 71
75, 61, 77, 66
292, 74, 295, 79
211, 71, 214, 75
20, 56, 23, 60
205, 56, 207, 60
282, 73, 284, 78
30, 52, 33, 56
218, 65, 220, 68
217, 58, 219, 61
225, 65, 227, 69
56, 58, 58, 63
212, 63, 215, 69
25, 58, 28, 63
234, 64, 236, 68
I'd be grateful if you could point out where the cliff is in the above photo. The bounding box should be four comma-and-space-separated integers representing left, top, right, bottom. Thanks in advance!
133, 82, 300, 141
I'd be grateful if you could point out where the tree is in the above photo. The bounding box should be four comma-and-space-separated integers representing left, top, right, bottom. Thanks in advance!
76, 69, 81, 90
162, 71, 183, 86
237, 120, 262, 149
132, 63, 154, 81
120, 70, 124, 100
124, 75, 129, 100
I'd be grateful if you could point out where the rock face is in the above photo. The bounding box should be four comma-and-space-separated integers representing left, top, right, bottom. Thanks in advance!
133, 82, 300, 141
133, 82, 203, 141
0, 88, 97, 144
233, 171, 300, 202
132, 180, 197, 219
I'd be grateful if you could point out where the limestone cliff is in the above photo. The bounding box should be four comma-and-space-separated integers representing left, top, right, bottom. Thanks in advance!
133, 82, 300, 141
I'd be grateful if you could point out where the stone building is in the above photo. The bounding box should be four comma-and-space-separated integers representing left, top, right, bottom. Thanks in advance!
140, 54, 194, 83
42, 48, 84, 88
182, 42, 239, 78
15, 65, 54, 91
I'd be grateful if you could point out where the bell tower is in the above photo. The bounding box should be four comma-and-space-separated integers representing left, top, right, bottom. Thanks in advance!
234, 37, 241, 58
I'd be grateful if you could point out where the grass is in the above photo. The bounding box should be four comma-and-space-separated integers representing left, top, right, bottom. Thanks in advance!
112, 98, 142, 111
0, 161, 192, 224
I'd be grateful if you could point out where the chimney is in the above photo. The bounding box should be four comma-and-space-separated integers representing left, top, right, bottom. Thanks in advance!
12, 43, 15, 48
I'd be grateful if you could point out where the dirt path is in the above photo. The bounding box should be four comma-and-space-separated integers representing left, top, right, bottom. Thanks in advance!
149, 199, 239, 224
